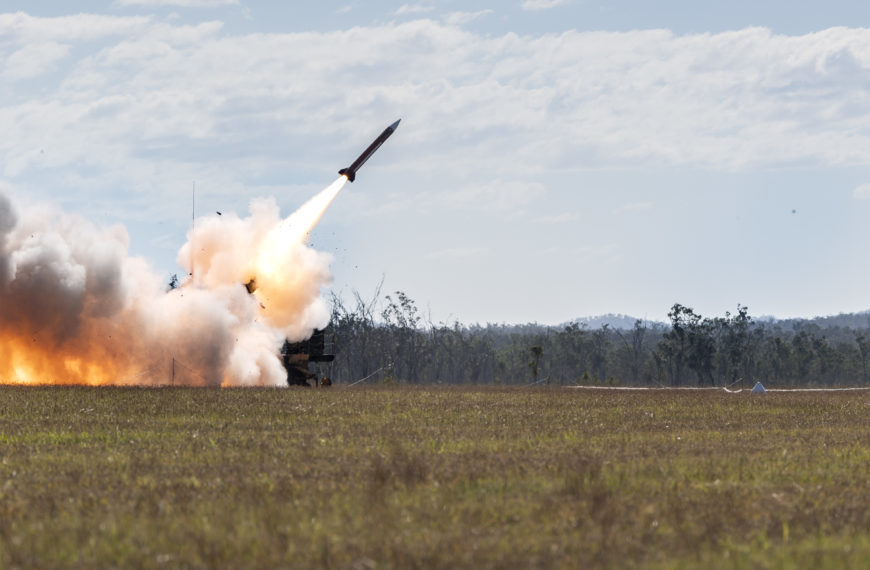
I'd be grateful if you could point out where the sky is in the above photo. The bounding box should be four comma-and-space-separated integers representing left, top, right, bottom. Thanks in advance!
3, 1, 870, 326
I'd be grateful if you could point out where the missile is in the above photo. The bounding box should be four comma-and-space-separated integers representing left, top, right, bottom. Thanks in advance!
339, 119, 401, 182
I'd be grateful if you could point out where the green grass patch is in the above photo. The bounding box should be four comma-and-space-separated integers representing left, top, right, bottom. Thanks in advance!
1, 386, 870, 568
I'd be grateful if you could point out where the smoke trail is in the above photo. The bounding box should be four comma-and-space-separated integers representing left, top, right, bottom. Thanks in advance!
0, 178, 347, 386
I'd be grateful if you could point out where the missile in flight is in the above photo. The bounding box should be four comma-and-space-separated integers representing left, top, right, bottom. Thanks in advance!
339, 119, 401, 182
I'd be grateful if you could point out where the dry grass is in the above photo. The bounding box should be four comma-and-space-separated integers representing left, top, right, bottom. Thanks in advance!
1, 385, 870, 568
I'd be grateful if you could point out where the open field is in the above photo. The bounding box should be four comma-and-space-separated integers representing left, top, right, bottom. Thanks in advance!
2, 386, 870, 568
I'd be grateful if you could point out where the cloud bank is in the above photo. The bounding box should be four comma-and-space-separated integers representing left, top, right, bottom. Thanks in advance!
115, 0, 240, 7
2, 14, 868, 196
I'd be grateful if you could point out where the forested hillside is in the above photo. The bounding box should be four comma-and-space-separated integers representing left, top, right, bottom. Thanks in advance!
324, 290, 870, 387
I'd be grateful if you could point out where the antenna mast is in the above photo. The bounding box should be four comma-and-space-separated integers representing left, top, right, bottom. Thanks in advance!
190, 181, 195, 279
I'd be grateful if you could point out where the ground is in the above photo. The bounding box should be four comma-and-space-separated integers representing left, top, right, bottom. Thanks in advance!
1, 385, 869, 568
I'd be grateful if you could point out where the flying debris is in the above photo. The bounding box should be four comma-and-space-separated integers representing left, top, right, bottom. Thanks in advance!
339, 119, 401, 182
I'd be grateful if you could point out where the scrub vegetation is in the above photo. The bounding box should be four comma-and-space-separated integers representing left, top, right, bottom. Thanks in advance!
1, 386, 870, 568
330, 292, 870, 387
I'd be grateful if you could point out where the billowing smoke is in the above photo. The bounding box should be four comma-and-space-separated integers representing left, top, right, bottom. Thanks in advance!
0, 177, 347, 386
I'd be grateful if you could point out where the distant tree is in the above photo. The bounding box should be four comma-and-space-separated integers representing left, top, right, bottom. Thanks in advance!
855, 333, 870, 384
529, 345, 543, 382
686, 316, 716, 386
716, 305, 753, 387
615, 320, 648, 385
657, 304, 695, 386
382, 291, 425, 381
329, 284, 382, 383
553, 323, 590, 384
590, 325, 611, 382
791, 330, 815, 382
759, 335, 792, 384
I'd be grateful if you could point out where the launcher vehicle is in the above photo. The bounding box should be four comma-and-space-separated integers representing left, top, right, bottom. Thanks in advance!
281, 328, 335, 386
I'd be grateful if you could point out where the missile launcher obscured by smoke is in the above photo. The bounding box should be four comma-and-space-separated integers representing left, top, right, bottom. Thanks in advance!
0, 176, 347, 386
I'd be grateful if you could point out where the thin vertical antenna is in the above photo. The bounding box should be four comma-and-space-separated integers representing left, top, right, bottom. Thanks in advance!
190, 181, 195, 278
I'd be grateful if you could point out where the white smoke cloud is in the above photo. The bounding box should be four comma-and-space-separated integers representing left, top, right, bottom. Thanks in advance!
0, 181, 342, 386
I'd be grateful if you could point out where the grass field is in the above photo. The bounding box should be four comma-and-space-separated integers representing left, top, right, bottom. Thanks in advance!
2, 386, 870, 568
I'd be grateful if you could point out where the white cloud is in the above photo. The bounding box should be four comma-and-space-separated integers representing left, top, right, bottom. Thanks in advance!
3, 16, 870, 219
394, 4, 434, 16
521, 0, 569, 11
115, 0, 239, 6
445, 10, 493, 26
854, 183, 870, 199
3, 41, 70, 79
0, 12, 151, 42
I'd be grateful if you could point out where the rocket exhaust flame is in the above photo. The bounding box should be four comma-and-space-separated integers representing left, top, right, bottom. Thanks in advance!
0, 178, 347, 386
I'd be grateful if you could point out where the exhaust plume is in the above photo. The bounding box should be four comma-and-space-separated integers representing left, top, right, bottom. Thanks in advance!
0, 177, 347, 386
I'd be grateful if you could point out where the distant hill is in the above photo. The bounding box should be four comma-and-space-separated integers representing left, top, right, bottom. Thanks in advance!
764, 310, 870, 331
568, 314, 663, 330
475, 310, 870, 335
563, 310, 870, 332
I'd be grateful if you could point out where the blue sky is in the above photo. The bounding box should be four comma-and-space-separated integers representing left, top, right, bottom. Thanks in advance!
3, 1, 870, 325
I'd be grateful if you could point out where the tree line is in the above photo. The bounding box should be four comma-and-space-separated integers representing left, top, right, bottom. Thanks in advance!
320, 289, 870, 387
